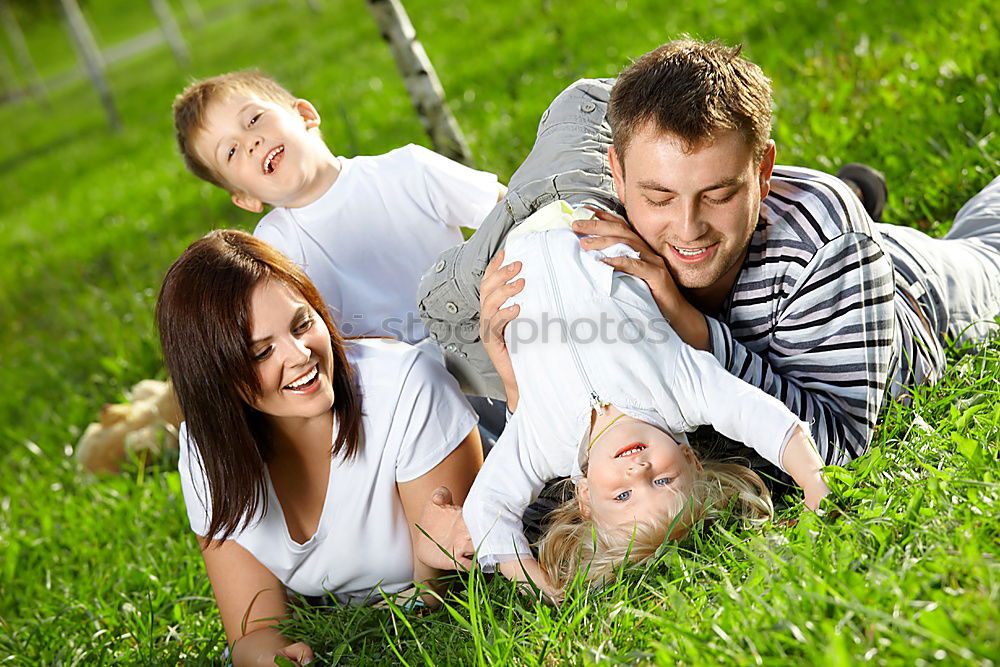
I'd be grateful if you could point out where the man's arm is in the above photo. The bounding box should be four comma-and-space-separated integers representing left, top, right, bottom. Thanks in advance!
703, 231, 895, 464
579, 211, 895, 464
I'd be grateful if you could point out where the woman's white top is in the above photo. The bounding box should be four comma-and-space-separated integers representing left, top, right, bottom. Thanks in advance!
464, 208, 807, 568
178, 339, 477, 603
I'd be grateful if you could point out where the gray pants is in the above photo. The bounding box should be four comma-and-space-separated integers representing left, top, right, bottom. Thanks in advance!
418, 78, 620, 400
939, 174, 1000, 344
881, 173, 1000, 353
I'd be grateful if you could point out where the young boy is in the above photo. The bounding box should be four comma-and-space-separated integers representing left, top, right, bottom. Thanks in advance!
172, 70, 505, 344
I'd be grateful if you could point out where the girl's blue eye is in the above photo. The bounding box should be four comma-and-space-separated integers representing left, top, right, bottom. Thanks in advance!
614, 490, 631, 502
654, 477, 673, 487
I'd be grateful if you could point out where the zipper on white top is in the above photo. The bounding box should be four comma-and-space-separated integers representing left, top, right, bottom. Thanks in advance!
540, 234, 605, 413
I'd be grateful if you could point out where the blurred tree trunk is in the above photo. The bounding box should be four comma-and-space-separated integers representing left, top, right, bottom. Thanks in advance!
365, 0, 472, 165
149, 0, 190, 66
0, 0, 47, 103
59, 0, 120, 130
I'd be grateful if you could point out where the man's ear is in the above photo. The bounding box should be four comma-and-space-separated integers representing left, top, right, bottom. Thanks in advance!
576, 479, 592, 518
294, 98, 321, 131
758, 140, 776, 200
609, 144, 626, 204
231, 191, 265, 213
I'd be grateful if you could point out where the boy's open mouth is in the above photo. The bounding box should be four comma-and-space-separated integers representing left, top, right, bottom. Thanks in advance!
614, 443, 646, 458
263, 145, 284, 174
283, 364, 318, 391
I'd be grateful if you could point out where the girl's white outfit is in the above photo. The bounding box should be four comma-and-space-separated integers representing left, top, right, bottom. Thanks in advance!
178, 339, 476, 604
463, 219, 808, 569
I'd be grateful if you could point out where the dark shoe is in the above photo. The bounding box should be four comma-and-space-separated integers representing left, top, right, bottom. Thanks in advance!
836, 162, 888, 221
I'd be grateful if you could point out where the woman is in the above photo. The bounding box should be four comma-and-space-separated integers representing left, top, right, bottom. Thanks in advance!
158, 230, 482, 666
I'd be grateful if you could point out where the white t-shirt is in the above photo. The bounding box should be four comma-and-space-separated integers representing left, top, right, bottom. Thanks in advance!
463, 225, 806, 569
177, 339, 477, 604
254, 144, 499, 343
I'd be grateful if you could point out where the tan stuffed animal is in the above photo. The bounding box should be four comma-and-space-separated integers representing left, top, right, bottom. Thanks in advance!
76, 379, 183, 473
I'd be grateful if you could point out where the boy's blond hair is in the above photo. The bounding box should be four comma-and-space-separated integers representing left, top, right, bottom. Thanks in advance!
537, 461, 773, 591
172, 70, 298, 191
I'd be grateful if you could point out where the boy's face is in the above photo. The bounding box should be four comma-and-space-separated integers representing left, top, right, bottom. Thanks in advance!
192, 93, 331, 212
579, 417, 701, 530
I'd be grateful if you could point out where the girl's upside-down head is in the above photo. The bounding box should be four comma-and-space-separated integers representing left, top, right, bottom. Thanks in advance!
537, 406, 773, 591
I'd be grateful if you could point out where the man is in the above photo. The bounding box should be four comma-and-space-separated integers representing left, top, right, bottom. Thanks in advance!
418, 39, 1000, 467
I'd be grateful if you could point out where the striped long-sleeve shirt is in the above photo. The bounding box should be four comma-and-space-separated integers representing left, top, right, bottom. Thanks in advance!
418, 79, 947, 469
707, 166, 941, 465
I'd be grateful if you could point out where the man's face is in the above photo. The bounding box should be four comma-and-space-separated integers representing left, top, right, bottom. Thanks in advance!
611, 124, 775, 307
192, 94, 330, 212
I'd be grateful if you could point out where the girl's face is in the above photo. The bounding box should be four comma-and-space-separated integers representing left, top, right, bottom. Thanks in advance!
248, 279, 336, 423
579, 414, 702, 530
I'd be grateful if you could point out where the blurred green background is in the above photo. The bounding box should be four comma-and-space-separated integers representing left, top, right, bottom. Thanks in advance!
0, 0, 997, 663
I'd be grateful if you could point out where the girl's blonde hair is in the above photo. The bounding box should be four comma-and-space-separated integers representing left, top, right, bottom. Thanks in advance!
537, 460, 773, 591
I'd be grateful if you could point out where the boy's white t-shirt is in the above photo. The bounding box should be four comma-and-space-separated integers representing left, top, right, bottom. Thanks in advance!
254, 144, 499, 344
177, 339, 477, 604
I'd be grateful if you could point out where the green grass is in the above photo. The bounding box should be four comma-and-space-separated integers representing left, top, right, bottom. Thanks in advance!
0, 0, 997, 663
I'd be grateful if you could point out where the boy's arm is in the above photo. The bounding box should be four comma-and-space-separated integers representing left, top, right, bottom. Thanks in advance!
408, 145, 502, 230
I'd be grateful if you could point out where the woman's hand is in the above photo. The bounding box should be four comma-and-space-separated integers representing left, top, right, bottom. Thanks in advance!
479, 250, 523, 411
231, 627, 314, 666
412, 486, 474, 571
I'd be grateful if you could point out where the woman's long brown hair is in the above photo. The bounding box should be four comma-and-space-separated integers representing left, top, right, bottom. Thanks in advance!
157, 229, 362, 542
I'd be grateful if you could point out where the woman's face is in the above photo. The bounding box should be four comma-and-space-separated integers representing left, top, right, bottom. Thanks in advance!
247, 279, 336, 422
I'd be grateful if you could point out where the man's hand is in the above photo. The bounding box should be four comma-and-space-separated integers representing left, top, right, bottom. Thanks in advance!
479, 250, 523, 410
572, 209, 710, 350
413, 486, 474, 571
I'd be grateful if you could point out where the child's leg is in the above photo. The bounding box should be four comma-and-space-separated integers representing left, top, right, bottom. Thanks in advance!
418, 78, 619, 400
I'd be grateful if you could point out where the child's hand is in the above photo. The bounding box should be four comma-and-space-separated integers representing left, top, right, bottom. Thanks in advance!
479, 250, 523, 410
498, 557, 563, 605
413, 486, 474, 571
803, 479, 832, 511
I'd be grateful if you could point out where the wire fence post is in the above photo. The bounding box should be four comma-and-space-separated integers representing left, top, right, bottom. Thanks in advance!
365, 0, 472, 165
287, 0, 322, 13
0, 0, 47, 104
178, 0, 205, 29
149, 0, 190, 66
59, 0, 120, 131
0, 41, 17, 97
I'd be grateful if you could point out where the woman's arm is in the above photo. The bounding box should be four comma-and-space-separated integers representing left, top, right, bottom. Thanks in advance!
199, 537, 313, 666
397, 427, 483, 597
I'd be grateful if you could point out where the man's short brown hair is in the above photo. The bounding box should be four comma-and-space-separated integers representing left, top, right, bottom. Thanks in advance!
172, 70, 297, 191
609, 39, 772, 165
